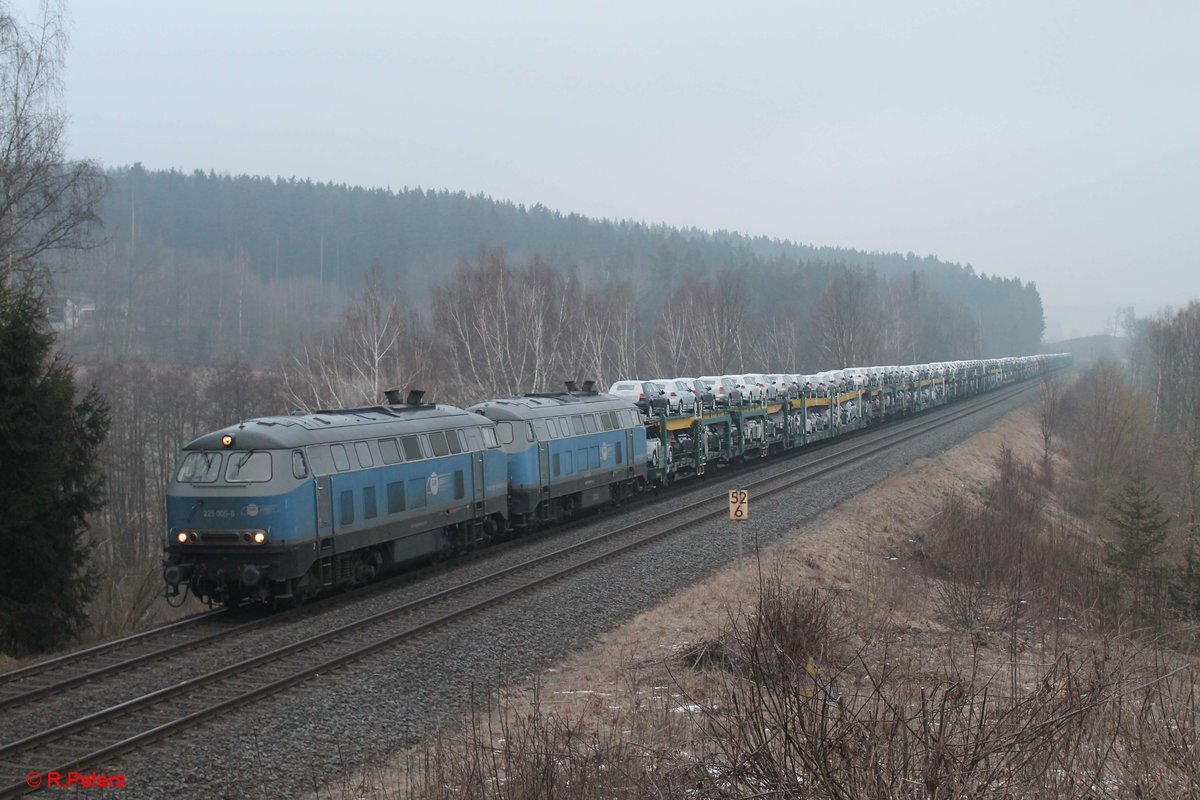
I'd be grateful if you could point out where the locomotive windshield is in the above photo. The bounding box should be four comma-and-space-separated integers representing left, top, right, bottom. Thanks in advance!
224, 451, 273, 483
176, 451, 222, 483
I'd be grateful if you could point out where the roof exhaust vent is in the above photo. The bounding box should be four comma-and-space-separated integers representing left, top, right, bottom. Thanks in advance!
384, 387, 403, 405
581, 380, 597, 394
405, 389, 426, 406
564, 380, 578, 393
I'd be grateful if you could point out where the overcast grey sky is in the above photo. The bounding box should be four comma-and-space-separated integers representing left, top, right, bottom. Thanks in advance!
22, 0, 1200, 339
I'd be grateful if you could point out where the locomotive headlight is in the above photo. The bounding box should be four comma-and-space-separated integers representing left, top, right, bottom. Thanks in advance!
252, 530, 267, 544
177, 531, 189, 544
221, 434, 235, 447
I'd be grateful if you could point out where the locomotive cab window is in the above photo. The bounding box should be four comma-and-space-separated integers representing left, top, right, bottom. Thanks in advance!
225, 451, 272, 483
306, 445, 333, 476
291, 450, 309, 479
583, 415, 597, 433
572, 416, 585, 435
483, 427, 500, 448
354, 441, 374, 468
497, 422, 514, 445
331, 444, 351, 472
428, 431, 450, 457
464, 427, 483, 451
176, 451, 221, 483
446, 430, 463, 454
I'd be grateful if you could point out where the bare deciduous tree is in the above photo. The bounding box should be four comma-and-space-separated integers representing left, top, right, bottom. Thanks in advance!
573, 279, 640, 385
651, 273, 750, 375
1059, 361, 1149, 512
284, 262, 430, 409
0, 2, 104, 288
432, 250, 639, 399
1039, 372, 1059, 468
818, 267, 879, 367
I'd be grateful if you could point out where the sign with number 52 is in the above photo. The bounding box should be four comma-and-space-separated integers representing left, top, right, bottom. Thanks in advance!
728, 489, 749, 520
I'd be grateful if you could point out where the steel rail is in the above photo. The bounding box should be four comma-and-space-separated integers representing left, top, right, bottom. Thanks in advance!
0, 376, 1038, 798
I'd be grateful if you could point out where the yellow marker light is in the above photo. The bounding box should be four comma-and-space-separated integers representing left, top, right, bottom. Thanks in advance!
253, 531, 266, 544
177, 531, 189, 543
221, 434, 235, 447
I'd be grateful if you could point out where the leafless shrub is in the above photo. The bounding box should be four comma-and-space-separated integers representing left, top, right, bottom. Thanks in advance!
400, 681, 694, 799
1135, 657, 1200, 791
920, 447, 1040, 628
681, 645, 1121, 800
923, 491, 1012, 630
360, 589, 1198, 800
918, 446, 1113, 633
677, 637, 735, 672
680, 570, 845, 684
1056, 360, 1152, 514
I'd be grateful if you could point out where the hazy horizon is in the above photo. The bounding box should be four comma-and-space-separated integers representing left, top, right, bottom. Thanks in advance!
14, 0, 1197, 339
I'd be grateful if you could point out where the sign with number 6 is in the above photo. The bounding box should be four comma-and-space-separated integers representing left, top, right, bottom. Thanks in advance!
728, 489, 748, 520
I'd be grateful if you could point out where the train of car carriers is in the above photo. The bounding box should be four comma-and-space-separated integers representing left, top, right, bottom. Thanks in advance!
163, 354, 1070, 606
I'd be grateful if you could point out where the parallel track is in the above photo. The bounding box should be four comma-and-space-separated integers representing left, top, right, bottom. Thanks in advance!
0, 379, 985, 713
0, 378, 1038, 797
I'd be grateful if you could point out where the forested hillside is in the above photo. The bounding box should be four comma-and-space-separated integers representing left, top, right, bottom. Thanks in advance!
43, 165, 1051, 641
56, 165, 1044, 369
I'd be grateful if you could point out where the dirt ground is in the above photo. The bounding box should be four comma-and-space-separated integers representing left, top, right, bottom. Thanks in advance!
324, 404, 1059, 798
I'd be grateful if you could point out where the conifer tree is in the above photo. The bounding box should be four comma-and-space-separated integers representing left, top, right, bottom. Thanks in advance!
0, 286, 110, 654
1103, 472, 1170, 576
0, 3, 107, 655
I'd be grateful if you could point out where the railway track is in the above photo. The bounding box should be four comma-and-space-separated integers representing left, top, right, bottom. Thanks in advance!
0, 378, 1038, 797
0, 491, 633, 720
0, 610, 248, 713
0, 378, 994, 717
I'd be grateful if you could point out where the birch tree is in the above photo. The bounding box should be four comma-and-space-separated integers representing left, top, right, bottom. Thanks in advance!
284, 262, 428, 409
818, 267, 880, 367
0, 2, 103, 289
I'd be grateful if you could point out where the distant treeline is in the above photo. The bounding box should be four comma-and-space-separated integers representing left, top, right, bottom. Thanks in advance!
58, 165, 1043, 366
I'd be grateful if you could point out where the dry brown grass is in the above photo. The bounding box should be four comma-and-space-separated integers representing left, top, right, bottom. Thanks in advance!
312, 406, 1200, 799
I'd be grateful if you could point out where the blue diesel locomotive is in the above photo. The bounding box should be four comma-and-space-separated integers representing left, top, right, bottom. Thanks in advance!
468, 381, 649, 527
164, 390, 510, 605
